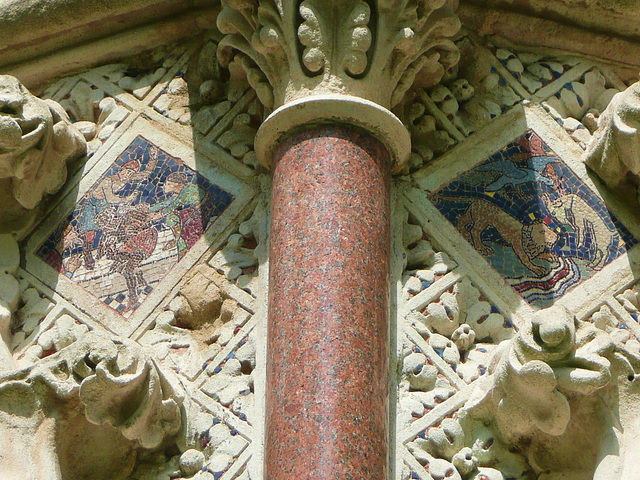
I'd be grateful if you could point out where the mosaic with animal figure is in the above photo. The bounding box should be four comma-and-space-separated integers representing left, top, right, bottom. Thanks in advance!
430, 130, 637, 308
37, 135, 234, 317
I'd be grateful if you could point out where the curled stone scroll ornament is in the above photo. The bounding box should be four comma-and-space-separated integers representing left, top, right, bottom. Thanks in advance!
0, 328, 183, 480
584, 80, 640, 202
0, 75, 86, 234
0, 232, 183, 479
464, 305, 615, 441
216, 0, 460, 109
411, 305, 640, 480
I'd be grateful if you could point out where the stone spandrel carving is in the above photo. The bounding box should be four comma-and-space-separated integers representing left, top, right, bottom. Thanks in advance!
0, 75, 86, 234
0, 327, 184, 479
0, 236, 186, 480
584, 80, 640, 203
407, 304, 640, 480
216, 0, 460, 109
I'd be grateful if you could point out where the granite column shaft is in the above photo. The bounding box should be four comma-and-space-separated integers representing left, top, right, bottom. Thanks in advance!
266, 124, 391, 479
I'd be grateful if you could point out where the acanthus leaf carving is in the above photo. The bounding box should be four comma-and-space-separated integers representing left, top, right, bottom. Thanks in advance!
343, 0, 372, 77
297, 0, 373, 77
216, 0, 460, 110
298, 1, 325, 75
217, 0, 293, 109
378, 0, 461, 106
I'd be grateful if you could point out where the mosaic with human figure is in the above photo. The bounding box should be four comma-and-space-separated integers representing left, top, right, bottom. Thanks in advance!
37, 135, 234, 317
431, 130, 637, 308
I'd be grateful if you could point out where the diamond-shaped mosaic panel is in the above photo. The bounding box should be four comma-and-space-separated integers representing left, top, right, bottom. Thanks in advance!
36, 135, 234, 317
431, 130, 637, 308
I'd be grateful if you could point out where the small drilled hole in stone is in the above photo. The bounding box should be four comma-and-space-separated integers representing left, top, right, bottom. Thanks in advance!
628, 374, 635, 382
84, 353, 97, 370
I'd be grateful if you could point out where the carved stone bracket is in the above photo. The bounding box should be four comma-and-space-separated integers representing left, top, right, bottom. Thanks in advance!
585, 80, 640, 203
0, 75, 86, 234
0, 323, 184, 479
409, 304, 640, 480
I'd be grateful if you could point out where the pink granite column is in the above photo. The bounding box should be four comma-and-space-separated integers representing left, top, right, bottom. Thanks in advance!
266, 124, 391, 479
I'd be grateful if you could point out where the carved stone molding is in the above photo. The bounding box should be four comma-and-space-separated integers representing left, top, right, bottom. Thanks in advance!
217, 0, 460, 111
0, 0, 220, 88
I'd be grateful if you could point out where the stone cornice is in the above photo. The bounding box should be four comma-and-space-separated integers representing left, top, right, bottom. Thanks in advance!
0, 0, 219, 88
458, 2, 640, 69
460, 0, 640, 40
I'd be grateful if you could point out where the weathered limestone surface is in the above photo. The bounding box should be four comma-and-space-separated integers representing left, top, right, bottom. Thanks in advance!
0, 234, 183, 480
461, 0, 640, 39
585, 81, 640, 202
406, 304, 640, 480
1, 1, 640, 479
458, 1, 640, 67
0, 75, 85, 233
0, 0, 217, 71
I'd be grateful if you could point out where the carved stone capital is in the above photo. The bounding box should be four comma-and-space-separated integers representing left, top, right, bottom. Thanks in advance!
218, 0, 460, 110
217, 0, 460, 166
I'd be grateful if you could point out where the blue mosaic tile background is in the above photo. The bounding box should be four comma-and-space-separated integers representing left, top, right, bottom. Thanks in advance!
37, 135, 234, 317
431, 130, 637, 308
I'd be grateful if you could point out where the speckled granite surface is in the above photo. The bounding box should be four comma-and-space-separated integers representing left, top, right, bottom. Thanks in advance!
266, 125, 391, 479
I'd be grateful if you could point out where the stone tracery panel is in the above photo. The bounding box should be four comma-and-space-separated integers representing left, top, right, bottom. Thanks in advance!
0, 39, 270, 480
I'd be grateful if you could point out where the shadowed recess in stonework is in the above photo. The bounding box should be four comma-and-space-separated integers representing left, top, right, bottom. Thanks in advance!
36, 135, 234, 317
431, 130, 638, 308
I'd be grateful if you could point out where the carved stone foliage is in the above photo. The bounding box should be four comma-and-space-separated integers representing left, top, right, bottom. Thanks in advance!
543, 68, 622, 148
584, 81, 640, 203
401, 38, 635, 174
397, 211, 519, 480
440, 36, 521, 137
397, 34, 523, 172
0, 40, 267, 480
0, 236, 184, 480
43, 72, 132, 156
398, 140, 640, 480
0, 76, 86, 234
139, 263, 259, 480
137, 200, 267, 480
216, 0, 461, 109
0, 331, 184, 480
401, 296, 640, 480
486, 44, 629, 150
